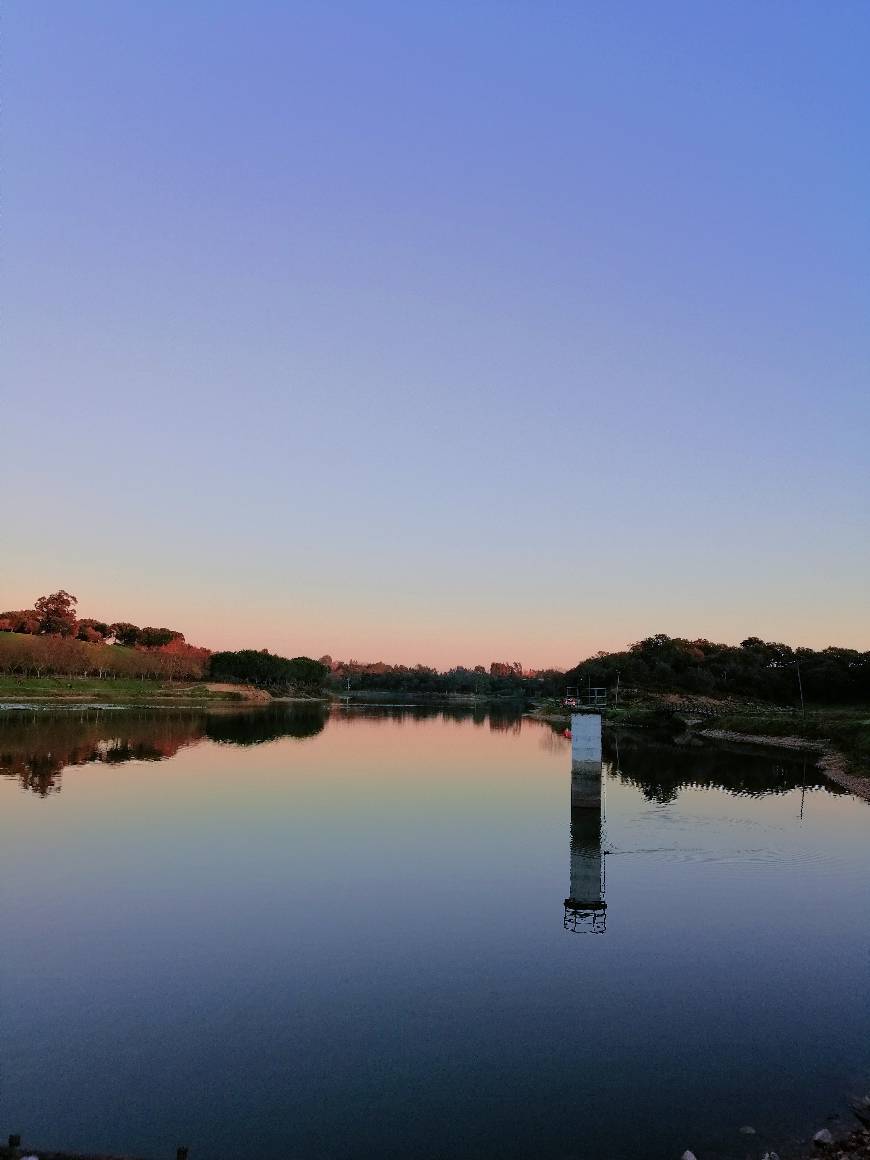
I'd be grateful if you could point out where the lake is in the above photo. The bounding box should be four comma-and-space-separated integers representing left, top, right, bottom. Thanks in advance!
1, 704, 868, 1160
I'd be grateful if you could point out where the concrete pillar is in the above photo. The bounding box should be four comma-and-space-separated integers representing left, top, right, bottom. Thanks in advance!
570, 712, 602, 808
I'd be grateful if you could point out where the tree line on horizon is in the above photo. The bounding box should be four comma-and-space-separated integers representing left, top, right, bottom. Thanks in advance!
0, 591, 327, 692
2, 592, 867, 705
561, 634, 870, 706
0, 590, 211, 680
323, 657, 558, 698
0, 590, 198, 650
321, 635, 870, 705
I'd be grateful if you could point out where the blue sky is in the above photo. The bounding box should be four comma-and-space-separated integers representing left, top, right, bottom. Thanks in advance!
4, 1, 868, 665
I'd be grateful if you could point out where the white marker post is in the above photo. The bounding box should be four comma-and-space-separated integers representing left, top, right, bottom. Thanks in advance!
570, 713, 603, 809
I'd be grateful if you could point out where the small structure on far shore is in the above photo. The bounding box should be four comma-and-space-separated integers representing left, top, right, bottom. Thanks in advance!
563, 685, 607, 709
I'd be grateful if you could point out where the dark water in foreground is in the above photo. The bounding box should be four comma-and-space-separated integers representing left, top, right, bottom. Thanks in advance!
1, 705, 868, 1160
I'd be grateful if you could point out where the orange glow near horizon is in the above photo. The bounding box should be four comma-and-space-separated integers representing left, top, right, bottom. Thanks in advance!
2, 570, 869, 671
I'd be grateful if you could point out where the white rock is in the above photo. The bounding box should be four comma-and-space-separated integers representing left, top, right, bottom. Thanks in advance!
813, 1128, 834, 1146
739, 1125, 757, 1135
762, 1152, 781, 1160
681, 1152, 698, 1160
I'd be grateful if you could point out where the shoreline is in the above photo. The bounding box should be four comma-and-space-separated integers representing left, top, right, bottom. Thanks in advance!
697, 728, 870, 803
0, 681, 327, 709
526, 703, 870, 802
3, 1120, 868, 1160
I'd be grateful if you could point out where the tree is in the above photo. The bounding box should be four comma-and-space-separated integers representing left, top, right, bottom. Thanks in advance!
111, 622, 141, 647
34, 590, 78, 636
0, 609, 40, 634
139, 627, 184, 649
77, 619, 111, 643
208, 650, 328, 694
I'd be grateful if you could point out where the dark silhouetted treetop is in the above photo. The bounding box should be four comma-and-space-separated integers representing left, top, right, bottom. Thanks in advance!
208, 650, 328, 694
110, 622, 141, 647
561, 634, 870, 705
139, 627, 185, 649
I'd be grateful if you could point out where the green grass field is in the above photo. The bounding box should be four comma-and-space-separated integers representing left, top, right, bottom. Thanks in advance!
0, 675, 245, 702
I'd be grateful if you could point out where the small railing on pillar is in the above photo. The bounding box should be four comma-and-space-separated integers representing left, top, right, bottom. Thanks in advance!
563, 686, 608, 709
563, 901, 607, 935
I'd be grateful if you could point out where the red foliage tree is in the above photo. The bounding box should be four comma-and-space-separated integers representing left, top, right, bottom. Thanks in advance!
76, 619, 111, 643
34, 590, 78, 636
0, 609, 40, 633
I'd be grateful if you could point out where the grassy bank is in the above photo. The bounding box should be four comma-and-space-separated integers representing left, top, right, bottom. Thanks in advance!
0, 676, 255, 703
705, 706, 870, 775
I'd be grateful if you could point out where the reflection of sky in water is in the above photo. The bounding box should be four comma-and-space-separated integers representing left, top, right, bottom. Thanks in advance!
0, 708, 868, 1160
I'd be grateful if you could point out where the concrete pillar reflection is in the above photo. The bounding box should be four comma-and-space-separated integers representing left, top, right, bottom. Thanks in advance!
565, 714, 606, 933
564, 798, 606, 933
568, 803, 604, 910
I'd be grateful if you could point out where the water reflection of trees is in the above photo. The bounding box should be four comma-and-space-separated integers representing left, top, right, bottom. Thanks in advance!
3, 708, 822, 805
605, 730, 840, 803
2, 703, 533, 796
0, 709, 204, 796
0, 703, 329, 796
332, 704, 525, 731
205, 704, 327, 745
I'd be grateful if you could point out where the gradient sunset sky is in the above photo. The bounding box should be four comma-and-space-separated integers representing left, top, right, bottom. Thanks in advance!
5, 1, 868, 668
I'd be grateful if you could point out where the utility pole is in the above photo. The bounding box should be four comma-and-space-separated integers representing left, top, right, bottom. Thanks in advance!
795, 658, 805, 719
614, 671, 621, 707
799, 758, 807, 821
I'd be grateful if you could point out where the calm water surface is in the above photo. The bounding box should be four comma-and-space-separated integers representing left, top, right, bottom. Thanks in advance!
1, 705, 868, 1160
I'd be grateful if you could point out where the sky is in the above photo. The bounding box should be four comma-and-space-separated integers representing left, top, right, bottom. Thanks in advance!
4, 0, 868, 668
